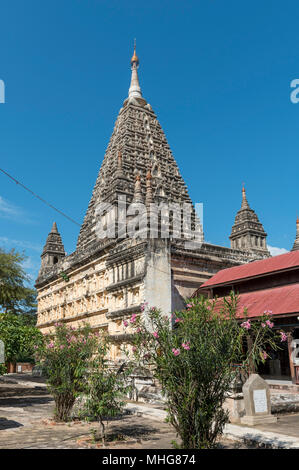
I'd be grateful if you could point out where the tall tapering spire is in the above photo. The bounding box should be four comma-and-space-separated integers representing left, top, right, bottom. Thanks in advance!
39, 222, 65, 276
292, 216, 299, 251
145, 169, 153, 207
241, 184, 250, 209
128, 40, 142, 99
51, 221, 58, 234
115, 150, 125, 178
230, 186, 269, 257
132, 174, 144, 204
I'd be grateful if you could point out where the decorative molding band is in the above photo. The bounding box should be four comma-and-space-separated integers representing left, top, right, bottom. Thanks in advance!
106, 273, 145, 292
106, 305, 141, 320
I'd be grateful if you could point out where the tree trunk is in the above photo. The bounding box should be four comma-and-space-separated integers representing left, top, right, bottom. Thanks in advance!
54, 394, 76, 422
99, 417, 106, 446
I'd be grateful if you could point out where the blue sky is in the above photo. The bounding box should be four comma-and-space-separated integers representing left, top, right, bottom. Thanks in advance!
1, 0, 299, 284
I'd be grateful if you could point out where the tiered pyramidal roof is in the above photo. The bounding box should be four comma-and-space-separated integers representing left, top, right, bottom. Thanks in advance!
76, 45, 197, 251
42, 222, 65, 258
229, 186, 269, 256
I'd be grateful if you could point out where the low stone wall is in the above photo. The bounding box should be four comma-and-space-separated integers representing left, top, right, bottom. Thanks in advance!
271, 393, 299, 414
16, 363, 34, 373
224, 391, 299, 423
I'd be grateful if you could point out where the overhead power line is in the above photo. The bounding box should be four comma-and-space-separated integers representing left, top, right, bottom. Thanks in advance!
0, 167, 81, 226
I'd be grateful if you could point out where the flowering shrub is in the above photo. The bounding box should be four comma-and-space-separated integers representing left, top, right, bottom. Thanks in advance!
36, 322, 98, 421
129, 294, 285, 449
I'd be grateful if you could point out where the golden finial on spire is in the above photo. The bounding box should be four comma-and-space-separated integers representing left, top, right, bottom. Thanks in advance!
131, 39, 139, 66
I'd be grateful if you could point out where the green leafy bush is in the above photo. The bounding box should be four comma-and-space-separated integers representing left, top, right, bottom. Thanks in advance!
0, 312, 43, 363
0, 363, 6, 376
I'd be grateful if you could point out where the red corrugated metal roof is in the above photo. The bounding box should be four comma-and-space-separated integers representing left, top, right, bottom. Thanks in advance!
200, 250, 299, 289
216, 283, 299, 319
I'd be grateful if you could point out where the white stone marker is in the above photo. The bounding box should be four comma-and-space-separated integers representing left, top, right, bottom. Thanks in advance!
240, 373, 277, 425
0, 340, 5, 363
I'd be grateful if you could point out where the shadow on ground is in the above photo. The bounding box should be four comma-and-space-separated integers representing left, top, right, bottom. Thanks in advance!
0, 387, 49, 398
0, 396, 53, 407
0, 418, 23, 431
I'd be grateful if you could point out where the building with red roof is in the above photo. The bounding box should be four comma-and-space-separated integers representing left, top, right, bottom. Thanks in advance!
194, 242, 299, 384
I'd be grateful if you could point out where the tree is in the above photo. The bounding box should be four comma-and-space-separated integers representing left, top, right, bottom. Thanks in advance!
0, 312, 43, 363
36, 323, 98, 422
0, 248, 37, 315
82, 337, 132, 444
129, 294, 286, 449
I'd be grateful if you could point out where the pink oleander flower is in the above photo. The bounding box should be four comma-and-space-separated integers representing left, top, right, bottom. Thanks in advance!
280, 332, 287, 342
266, 320, 274, 328
47, 342, 54, 349
172, 348, 180, 356
241, 320, 251, 330
264, 310, 273, 315
175, 318, 182, 323
182, 342, 190, 350
140, 302, 148, 312
130, 314, 137, 323
153, 331, 159, 338
123, 320, 128, 327
261, 323, 266, 328
60, 345, 64, 350
186, 303, 192, 309
136, 327, 142, 333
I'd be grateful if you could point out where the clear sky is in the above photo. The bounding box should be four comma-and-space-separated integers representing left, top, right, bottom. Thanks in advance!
0, 0, 298, 284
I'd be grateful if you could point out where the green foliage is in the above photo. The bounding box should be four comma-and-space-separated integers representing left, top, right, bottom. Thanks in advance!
130, 294, 285, 449
82, 338, 132, 444
60, 272, 69, 282
36, 322, 98, 422
0, 248, 37, 314
0, 312, 43, 363
0, 363, 6, 376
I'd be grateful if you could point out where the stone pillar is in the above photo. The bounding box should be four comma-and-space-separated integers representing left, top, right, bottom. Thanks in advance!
288, 330, 296, 384
144, 239, 171, 323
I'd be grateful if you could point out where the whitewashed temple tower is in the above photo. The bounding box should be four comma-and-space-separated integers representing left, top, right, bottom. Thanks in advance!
36, 46, 268, 359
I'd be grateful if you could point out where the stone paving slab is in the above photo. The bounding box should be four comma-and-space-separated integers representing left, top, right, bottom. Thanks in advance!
224, 423, 299, 449
126, 402, 299, 449
1, 376, 298, 449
